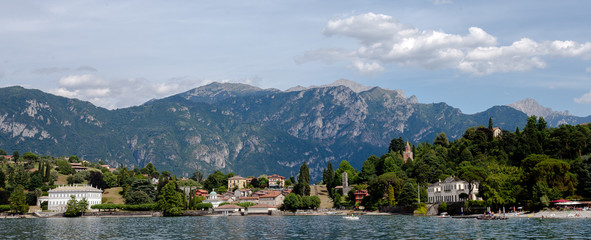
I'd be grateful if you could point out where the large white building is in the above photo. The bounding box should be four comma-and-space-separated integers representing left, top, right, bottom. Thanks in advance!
427, 177, 480, 203
48, 185, 103, 212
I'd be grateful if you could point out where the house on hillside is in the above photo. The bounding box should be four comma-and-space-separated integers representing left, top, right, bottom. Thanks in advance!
234, 188, 252, 197
228, 176, 247, 190
427, 176, 480, 203
268, 174, 286, 189
68, 162, 87, 172
354, 190, 369, 205
492, 127, 503, 138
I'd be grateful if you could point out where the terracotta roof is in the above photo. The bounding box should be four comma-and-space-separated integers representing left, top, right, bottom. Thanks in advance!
249, 204, 276, 209
260, 191, 282, 198
239, 196, 259, 200
215, 204, 244, 209
268, 174, 285, 179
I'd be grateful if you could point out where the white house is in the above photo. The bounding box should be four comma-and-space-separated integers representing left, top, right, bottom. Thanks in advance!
48, 184, 103, 212
247, 203, 277, 215
202, 190, 225, 208
427, 177, 480, 203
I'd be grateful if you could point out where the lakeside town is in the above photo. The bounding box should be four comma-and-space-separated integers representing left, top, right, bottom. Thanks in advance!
2, 117, 591, 220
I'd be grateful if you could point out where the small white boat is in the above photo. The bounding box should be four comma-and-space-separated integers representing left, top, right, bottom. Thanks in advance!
343, 215, 360, 220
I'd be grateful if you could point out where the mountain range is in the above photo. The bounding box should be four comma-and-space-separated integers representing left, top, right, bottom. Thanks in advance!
1, 80, 589, 180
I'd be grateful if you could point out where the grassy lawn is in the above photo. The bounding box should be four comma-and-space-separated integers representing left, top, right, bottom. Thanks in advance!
55, 174, 69, 185
102, 187, 125, 204
312, 185, 334, 209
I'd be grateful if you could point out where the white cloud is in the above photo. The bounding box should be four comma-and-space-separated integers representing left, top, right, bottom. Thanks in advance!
586, 67, 591, 72
50, 74, 212, 109
58, 74, 107, 89
301, 13, 591, 76
574, 90, 591, 104
349, 60, 384, 75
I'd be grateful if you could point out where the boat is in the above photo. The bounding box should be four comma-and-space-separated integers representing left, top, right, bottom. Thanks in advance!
439, 212, 449, 218
343, 214, 360, 220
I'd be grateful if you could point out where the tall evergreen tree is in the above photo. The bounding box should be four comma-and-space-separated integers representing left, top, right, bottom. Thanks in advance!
9, 185, 28, 214
488, 117, 493, 130
294, 163, 311, 196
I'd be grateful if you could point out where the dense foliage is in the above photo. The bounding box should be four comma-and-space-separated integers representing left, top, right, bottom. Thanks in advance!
324, 116, 591, 211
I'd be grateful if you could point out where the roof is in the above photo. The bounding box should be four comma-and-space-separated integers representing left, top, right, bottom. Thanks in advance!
260, 191, 282, 198
228, 176, 245, 180
249, 204, 276, 209
239, 196, 259, 200
215, 204, 244, 209
49, 184, 103, 193
268, 174, 285, 179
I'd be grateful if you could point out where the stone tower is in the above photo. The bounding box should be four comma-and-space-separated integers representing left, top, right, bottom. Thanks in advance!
403, 141, 414, 163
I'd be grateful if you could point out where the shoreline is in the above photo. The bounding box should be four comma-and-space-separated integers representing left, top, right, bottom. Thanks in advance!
6, 210, 590, 219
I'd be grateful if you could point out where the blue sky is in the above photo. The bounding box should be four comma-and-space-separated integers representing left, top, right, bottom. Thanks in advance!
1, 1, 591, 116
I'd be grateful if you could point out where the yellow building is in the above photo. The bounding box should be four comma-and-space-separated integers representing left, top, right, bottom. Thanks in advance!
228, 176, 247, 190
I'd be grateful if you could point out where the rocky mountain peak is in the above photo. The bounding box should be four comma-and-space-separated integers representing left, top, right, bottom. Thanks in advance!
508, 98, 570, 118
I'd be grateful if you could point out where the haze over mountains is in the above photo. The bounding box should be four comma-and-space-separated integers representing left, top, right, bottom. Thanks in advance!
0, 80, 589, 180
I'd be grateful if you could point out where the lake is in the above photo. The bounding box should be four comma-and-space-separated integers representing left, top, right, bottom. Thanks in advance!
0, 215, 589, 239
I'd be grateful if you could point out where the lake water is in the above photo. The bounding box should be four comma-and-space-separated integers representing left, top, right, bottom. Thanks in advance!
0, 215, 589, 239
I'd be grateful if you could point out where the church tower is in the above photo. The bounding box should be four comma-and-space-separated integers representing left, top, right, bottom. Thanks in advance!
403, 141, 413, 163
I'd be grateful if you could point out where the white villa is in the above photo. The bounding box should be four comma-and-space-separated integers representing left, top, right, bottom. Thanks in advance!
202, 190, 226, 208
47, 184, 103, 212
427, 177, 480, 203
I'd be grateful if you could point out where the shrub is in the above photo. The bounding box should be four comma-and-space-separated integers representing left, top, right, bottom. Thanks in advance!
195, 203, 213, 210
0, 205, 10, 212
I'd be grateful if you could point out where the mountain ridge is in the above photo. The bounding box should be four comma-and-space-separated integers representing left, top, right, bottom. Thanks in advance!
0, 82, 566, 180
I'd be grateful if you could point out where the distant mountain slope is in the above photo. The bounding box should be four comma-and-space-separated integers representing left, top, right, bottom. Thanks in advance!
508, 98, 591, 126
0, 82, 530, 180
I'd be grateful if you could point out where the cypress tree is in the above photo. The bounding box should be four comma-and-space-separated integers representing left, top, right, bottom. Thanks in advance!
44, 162, 51, 182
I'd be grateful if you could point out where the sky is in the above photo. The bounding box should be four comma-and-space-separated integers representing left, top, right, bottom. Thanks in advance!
1, 1, 591, 116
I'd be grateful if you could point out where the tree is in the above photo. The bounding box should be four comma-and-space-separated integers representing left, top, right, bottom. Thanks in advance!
28, 172, 44, 191
439, 201, 448, 213
359, 155, 378, 183
323, 161, 335, 197
88, 171, 108, 190
56, 159, 74, 175
68, 155, 79, 163
488, 117, 493, 130
398, 181, 418, 206
434, 132, 450, 147
44, 162, 51, 182
282, 193, 302, 212
22, 152, 38, 165
141, 162, 157, 175
157, 181, 184, 216
128, 178, 156, 200
389, 137, 405, 153
458, 163, 487, 199
12, 151, 19, 163
191, 170, 203, 183
64, 195, 86, 217
0, 170, 5, 189
203, 171, 227, 191
388, 184, 396, 206
9, 185, 28, 214
294, 163, 310, 196
125, 191, 153, 205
